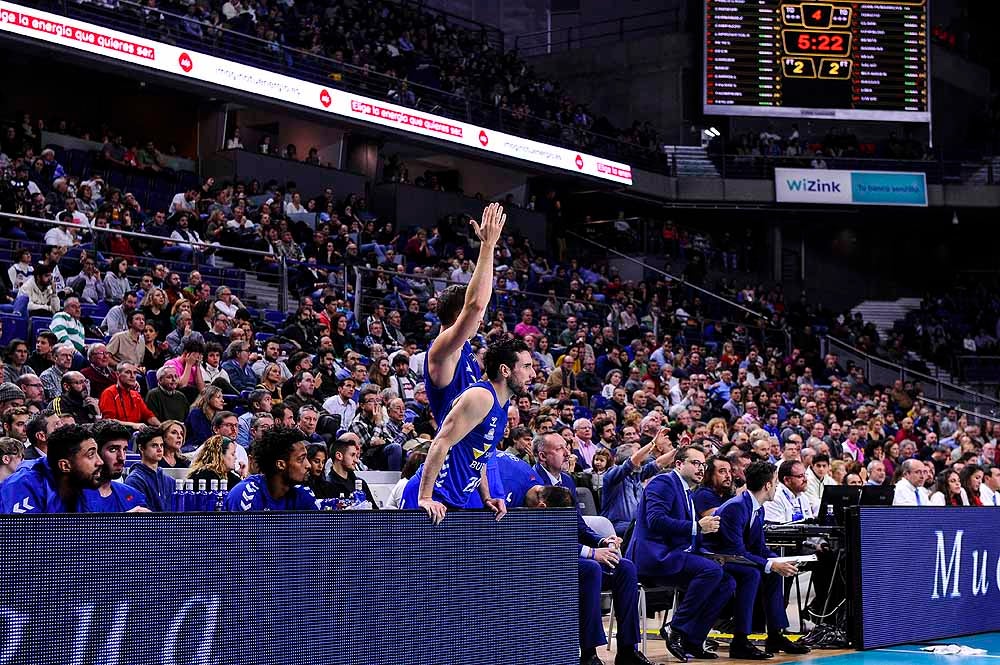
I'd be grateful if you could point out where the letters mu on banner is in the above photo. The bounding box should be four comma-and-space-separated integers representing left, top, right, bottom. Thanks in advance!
0, 2, 632, 186
775, 167, 928, 207
855, 507, 1000, 649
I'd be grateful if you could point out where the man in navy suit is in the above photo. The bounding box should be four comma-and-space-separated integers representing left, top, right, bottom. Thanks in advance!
627, 445, 734, 662
531, 432, 655, 665
708, 461, 811, 659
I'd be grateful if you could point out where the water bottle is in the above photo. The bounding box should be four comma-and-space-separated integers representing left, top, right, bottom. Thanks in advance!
184, 479, 195, 512
172, 477, 186, 512
824, 504, 836, 526
196, 479, 208, 512
351, 479, 372, 510
219, 480, 229, 511
337, 493, 346, 510
210, 479, 220, 511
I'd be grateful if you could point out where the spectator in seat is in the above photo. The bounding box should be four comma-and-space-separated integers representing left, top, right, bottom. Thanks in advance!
692, 454, 736, 518
69, 257, 107, 305
892, 458, 930, 506
107, 310, 146, 367
283, 370, 324, 415
87, 420, 148, 512
221, 340, 257, 393
295, 405, 325, 445
16, 375, 46, 411
51, 296, 86, 354
7, 248, 33, 291
188, 434, 242, 491
0, 423, 103, 513
225, 426, 319, 511
961, 464, 985, 507
764, 460, 814, 522
145, 364, 191, 423
165, 311, 204, 358
159, 420, 190, 469
2, 406, 29, 443
49, 371, 100, 425
18, 263, 59, 316
40, 343, 76, 401
101, 291, 139, 336
322, 377, 357, 429
387, 353, 417, 401
28, 331, 56, 375
350, 385, 399, 471
252, 339, 291, 381
98, 362, 160, 430
124, 426, 173, 512
305, 443, 337, 498
3, 339, 35, 384
0, 437, 24, 484
327, 433, 377, 506
602, 434, 673, 536
383, 397, 415, 451
929, 469, 966, 506
21, 408, 66, 461
980, 464, 1000, 507
102, 259, 132, 305
0, 383, 25, 416
184, 386, 226, 452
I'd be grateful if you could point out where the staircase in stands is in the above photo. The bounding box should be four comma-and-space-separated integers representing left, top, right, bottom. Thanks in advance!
668, 146, 721, 177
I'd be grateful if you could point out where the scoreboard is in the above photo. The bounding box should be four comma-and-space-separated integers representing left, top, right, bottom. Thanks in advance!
703, 0, 930, 122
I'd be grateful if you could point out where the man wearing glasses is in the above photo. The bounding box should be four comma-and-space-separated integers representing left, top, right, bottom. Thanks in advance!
763, 460, 814, 523
15, 375, 46, 410
628, 445, 734, 662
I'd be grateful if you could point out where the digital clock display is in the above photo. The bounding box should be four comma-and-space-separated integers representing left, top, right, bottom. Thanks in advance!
782, 30, 851, 57
704, 0, 930, 122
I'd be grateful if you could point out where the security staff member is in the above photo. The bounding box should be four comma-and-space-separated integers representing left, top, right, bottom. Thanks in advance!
708, 461, 811, 659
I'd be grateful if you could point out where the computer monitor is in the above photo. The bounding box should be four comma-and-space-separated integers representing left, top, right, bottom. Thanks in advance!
860, 484, 894, 506
818, 485, 862, 526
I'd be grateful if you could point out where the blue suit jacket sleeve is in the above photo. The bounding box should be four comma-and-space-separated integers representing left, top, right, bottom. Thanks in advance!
714, 497, 770, 569
643, 475, 694, 538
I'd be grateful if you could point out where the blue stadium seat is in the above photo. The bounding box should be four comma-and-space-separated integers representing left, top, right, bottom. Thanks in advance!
145, 370, 158, 390
0, 314, 28, 346
29, 317, 53, 343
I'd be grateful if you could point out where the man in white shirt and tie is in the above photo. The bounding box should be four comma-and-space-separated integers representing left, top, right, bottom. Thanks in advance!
764, 460, 815, 523
892, 459, 930, 506
979, 464, 1000, 507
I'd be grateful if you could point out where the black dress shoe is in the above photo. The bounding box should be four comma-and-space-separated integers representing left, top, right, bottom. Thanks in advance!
682, 641, 719, 660
662, 627, 690, 663
614, 649, 660, 665
765, 634, 812, 655
729, 640, 774, 660
581, 654, 605, 665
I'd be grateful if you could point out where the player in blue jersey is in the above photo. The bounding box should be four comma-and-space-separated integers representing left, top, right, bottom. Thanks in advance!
423, 201, 506, 425
0, 424, 103, 513
464, 449, 539, 509
226, 426, 319, 511
86, 420, 148, 512
409, 336, 535, 523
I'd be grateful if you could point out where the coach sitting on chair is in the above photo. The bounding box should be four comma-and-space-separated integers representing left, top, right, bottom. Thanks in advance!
628, 445, 735, 663
708, 461, 811, 659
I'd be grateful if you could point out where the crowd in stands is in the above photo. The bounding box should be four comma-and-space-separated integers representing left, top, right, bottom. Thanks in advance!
52, 0, 669, 170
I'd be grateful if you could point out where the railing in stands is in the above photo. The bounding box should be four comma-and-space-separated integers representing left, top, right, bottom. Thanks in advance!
0, 211, 291, 314
513, 9, 682, 57
822, 335, 1000, 418
23, 0, 670, 175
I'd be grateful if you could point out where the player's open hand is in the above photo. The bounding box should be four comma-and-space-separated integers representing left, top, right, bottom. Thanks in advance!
419, 498, 448, 525
469, 202, 506, 248
485, 497, 507, 521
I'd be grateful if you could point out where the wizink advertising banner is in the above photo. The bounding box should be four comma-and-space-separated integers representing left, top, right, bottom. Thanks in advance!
0, 2, 632, 185
0, 511, 578, 664
855, 507, 1000, 649
775, 168, 928, 206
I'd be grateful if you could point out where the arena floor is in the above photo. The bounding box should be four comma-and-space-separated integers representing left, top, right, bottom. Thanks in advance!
608, 629, 1000, 664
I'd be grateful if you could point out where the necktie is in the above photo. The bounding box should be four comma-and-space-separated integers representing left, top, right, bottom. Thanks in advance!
686, 489, 697, 551
915, 487, 922, 506
993, 493, 997, 507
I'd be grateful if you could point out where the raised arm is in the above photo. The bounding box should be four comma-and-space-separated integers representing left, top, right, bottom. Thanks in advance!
427, 203, 506, 382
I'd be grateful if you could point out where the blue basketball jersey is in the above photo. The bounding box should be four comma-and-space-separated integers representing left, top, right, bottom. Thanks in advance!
429, 380, 508, 508
424, 339, 481, 424
465, 450, 540, 509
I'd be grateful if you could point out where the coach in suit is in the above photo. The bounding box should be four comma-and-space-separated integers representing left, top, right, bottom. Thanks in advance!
708, 461, 811, 659
532, 433, 653, 665
627, 445, 735, 662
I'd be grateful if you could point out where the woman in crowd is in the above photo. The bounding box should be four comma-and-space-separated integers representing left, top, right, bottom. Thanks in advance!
159, 420, 190, 469
386, 451, 426, 509
306, 444, 336, 498
883, 440, 900, 480
256, 362, 284, 403
929, 469, 966, 506
185, 386, 226, 451
601, 369, 622, 400
141, 287, 172, 339
170, 297, 192, 327
329, 313, 355, 358
187, 434, 242, 490
961, 464, 985, 507
142, 322, 168, 371
369, 356, 392, 390
103, 256, 132, 303
534, 336, 555, 373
